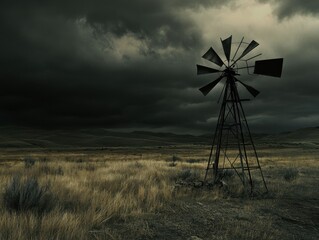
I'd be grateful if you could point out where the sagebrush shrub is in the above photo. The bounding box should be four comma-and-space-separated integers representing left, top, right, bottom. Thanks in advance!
39, 164, 64, 175
24, 157, 35, 168
176, 169, 200, 182
186, 159, 202, 164
172, 155, 181, 162
283, 168, 299, 181
3, 176, 53, 214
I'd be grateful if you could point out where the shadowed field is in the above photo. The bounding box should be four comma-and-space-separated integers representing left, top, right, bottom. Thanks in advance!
0, 144, 318, 239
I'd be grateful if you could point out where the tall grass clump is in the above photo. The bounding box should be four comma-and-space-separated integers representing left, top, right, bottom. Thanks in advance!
283, 168, 299, 181
175, 169, 200, 182
24, 157, 36, 168
39, 164, 64, 176
3, 176, 53, 214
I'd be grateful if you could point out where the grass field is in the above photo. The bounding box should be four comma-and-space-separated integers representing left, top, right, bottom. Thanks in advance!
0, 145, 318, 239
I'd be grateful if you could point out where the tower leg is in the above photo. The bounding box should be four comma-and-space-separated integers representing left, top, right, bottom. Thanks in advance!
204, 83, 229, 182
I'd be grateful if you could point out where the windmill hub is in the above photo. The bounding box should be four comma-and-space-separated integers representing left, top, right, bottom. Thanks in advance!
224, 67, 236, 76
196, 35, 283, 193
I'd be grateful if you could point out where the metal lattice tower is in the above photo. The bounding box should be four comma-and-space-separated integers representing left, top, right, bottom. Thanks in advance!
196, 36, 283, 193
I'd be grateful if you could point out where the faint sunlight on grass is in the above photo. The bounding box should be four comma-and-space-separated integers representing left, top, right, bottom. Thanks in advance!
0, 156, 185, 239
0, 146, 317, 239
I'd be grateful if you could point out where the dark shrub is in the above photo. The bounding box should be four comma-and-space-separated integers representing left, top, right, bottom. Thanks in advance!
186, 159, 202, 164
39, 164, 64, 175
24, 157, 35, 168
175, 169, 200, 182
283, 168, 299, 181
3, 176, 53, 214
172, 155, 181, 162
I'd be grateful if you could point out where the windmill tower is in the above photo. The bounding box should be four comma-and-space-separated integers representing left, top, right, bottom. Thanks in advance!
196, 36, 283, 193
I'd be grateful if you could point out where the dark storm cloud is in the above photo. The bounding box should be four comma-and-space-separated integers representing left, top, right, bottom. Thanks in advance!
258, 0, 319, 19
1, 1, 318, 134
0, 0, 234, 130
1, 0, 231, 50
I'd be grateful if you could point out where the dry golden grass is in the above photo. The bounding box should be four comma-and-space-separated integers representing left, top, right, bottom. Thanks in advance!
0, 149, 199, 239
0, 145, 317, 239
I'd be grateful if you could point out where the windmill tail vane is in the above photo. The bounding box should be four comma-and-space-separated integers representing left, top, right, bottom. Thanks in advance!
196, 35, 283, 193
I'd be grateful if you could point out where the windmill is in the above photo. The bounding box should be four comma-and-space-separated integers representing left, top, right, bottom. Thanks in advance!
196, 36, 283, 193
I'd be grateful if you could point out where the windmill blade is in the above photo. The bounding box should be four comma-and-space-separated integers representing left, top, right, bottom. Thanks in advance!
197, 64, 221, 75
221, 35, 232, 64
254, 58, 283, 77
202, 47, 224, 67
199, 75, 224, 96
235, 40, 259, 63
237, 79, 260, 97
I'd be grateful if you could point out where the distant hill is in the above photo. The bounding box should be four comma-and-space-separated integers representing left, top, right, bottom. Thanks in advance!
258, 126, 319, 147
0, 126, 318, 149
0, 126, 210, 148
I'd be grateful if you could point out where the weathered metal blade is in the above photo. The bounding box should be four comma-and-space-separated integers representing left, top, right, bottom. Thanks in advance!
254, 58, 283, 77
237, 79, 260, 97
197, 64, 221, 75
199, 75, 224, 96
202, 47, 224, 67
221, 35, 232, 64
236, 40, 259, 62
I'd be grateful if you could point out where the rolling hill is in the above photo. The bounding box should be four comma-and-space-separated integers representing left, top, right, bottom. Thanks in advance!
0, 126, 318, 149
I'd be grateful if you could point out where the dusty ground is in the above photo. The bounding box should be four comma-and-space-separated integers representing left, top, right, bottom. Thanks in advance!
108, 194, 318, 240
101, 174, 319, 240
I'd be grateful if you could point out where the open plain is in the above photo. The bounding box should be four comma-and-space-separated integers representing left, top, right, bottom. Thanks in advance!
0, 136, 318, 239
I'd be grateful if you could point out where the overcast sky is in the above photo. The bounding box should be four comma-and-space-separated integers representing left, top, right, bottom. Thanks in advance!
0, 0, 318, 134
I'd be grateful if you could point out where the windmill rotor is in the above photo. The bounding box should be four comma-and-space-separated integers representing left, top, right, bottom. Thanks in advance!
197, 36, 283, 97
196, 36, 284, 193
